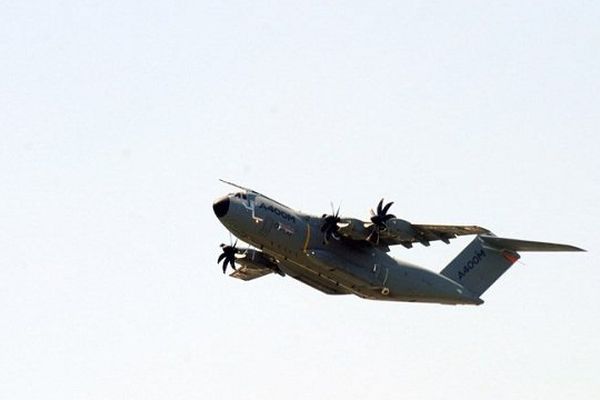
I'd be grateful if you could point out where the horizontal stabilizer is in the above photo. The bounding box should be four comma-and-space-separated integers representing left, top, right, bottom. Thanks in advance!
479, 235, 585, 252
441, 234, 584, 298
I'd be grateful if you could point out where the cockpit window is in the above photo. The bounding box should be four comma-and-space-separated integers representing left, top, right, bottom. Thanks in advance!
233, 192, 248, 200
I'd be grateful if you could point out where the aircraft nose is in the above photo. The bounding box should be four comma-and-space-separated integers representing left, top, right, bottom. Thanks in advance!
213, 196, 230, 218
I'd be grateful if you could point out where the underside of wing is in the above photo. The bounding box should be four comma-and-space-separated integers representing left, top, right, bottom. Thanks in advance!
411, 224, 490, 239
382, 224, 491, 248
230, 265, 273, 281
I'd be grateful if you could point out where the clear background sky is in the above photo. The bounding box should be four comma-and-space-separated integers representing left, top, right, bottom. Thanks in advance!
1, 1, 599, 399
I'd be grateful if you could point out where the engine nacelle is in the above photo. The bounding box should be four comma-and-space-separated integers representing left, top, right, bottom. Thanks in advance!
337, 217, 417, 242
336, 218, 372, 240
384, 218, 417, 241
236, 249, 278, 271
229, 249, 284, 280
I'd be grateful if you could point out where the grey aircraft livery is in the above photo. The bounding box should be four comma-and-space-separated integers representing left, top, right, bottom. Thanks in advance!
213, 180, 584, 305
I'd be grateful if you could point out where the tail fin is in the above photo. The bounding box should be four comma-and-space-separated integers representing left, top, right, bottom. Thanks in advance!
440, 235, 584, 298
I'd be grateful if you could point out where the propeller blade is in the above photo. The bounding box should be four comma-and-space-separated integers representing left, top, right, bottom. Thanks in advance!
320, 203, 342, 244
222, 260, 228, 274
228, 257, 236, 271
366, 227, 380, 244
381, 201, 394, 215
366, 198, 398, 241
376, 199, 383, 215
218, 242, 240, 274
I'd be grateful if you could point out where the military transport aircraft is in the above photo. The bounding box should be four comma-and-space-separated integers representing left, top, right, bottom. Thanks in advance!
213, 180, 584, 305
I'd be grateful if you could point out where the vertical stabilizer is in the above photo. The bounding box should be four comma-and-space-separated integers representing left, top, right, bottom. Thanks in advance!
441, 235, 583, 298
441, 236, 519, 297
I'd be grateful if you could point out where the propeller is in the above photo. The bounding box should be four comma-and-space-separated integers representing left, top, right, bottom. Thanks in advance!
320, 202, 341, 244
217, 239, 242, 274
367, 199, 396, 244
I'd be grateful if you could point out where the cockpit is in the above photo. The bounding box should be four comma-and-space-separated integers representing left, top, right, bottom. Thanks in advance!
229, 191, 263, 222
232, 192, 248, 200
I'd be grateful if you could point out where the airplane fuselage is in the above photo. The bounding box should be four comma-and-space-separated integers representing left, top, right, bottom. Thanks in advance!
214, 191, 483, 305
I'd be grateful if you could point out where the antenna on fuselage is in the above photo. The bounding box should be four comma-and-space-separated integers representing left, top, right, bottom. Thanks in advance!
219, 179, 253, 193
219, 179, 286, 209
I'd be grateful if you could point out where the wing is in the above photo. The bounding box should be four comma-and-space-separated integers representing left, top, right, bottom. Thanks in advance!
228, 249, 353, 294
228, 249, 283, 281
230, 265, 273, 281
336, 217, 490, 250
381, 224, 491, 248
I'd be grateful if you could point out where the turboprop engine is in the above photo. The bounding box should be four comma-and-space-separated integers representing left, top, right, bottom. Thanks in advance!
337, 217, 419, 242
334, 198, 423, 245
336, 218, 371, 240
219, 246, 285, 280
238, 249, 284, 275
384, 218, 418, 241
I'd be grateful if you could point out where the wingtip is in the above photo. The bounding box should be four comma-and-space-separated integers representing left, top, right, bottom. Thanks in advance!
558, 244, 586, 252
478, 235, 587, 252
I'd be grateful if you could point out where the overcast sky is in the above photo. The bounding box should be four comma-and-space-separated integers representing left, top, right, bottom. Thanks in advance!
1, 1, 599, 399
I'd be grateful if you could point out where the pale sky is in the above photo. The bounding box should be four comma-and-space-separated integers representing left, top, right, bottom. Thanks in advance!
1, 1, 599, 399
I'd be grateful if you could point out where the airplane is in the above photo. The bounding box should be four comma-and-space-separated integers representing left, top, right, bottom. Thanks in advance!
213, 180, 585, 305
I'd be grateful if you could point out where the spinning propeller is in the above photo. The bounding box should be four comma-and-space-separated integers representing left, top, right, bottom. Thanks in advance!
367, 199, 396, 244
320, 203, 341, 244
217, 239, 242, 274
